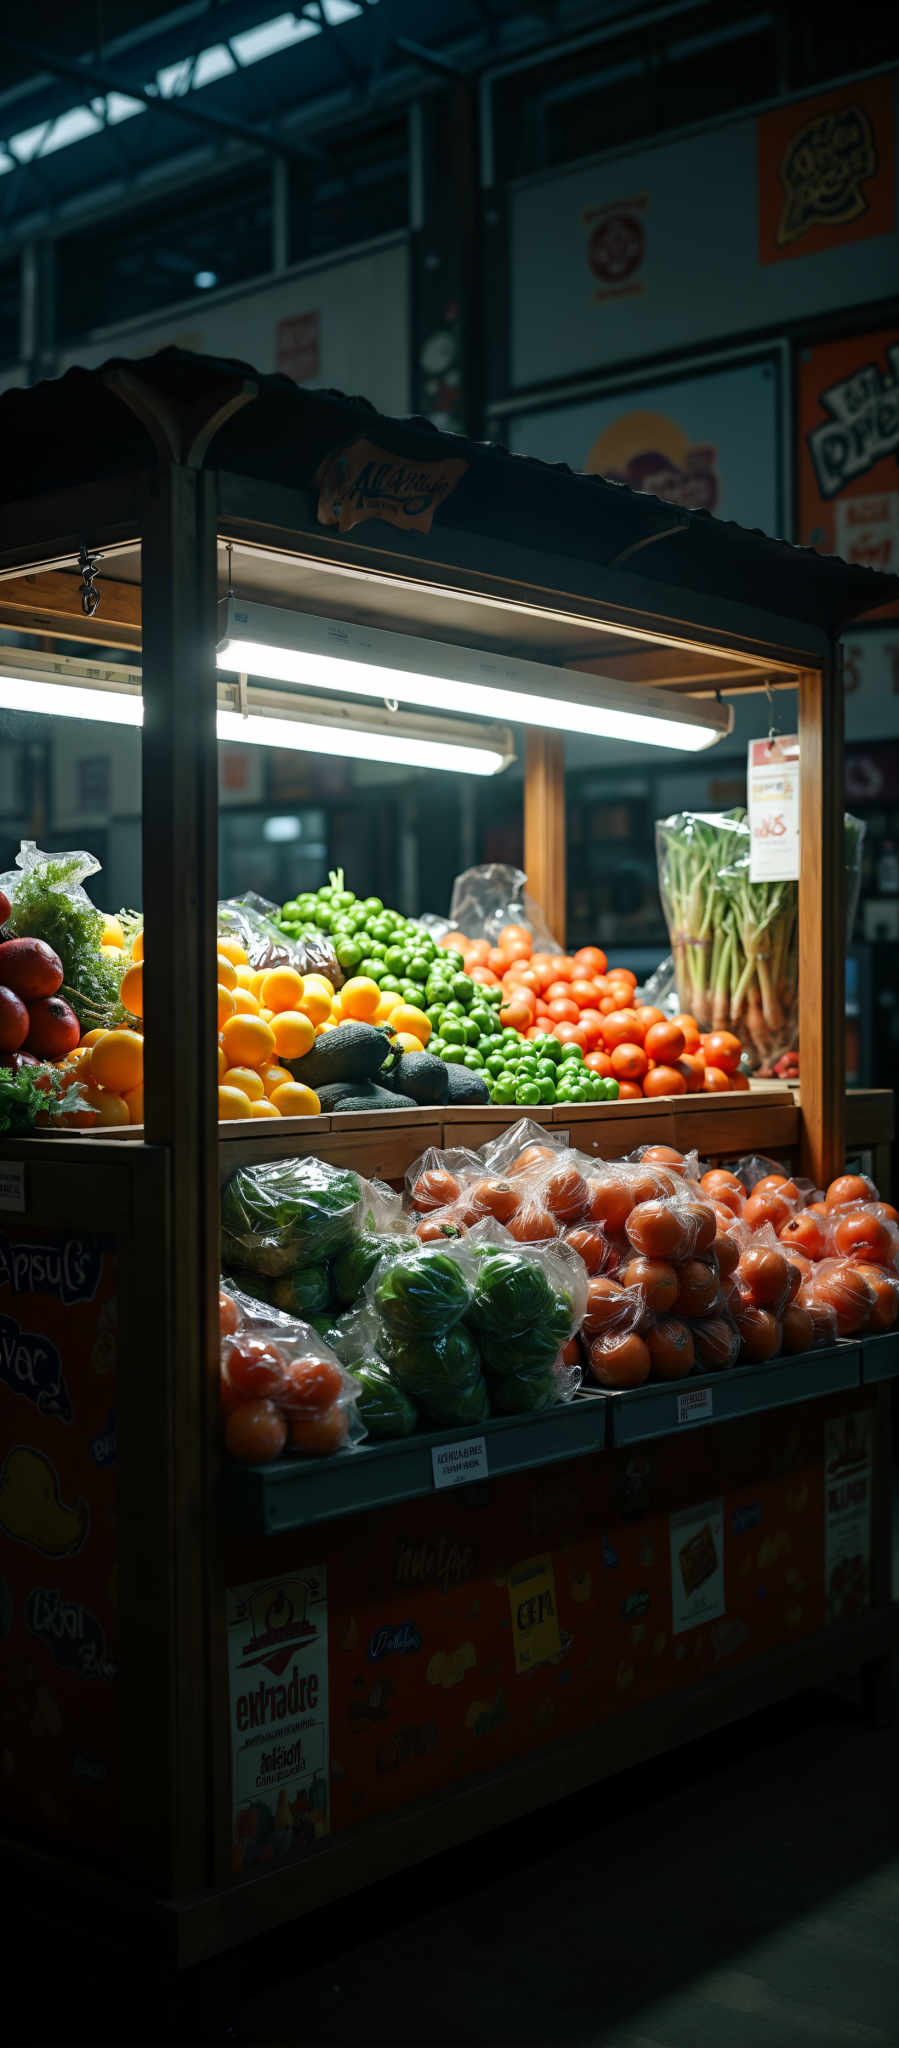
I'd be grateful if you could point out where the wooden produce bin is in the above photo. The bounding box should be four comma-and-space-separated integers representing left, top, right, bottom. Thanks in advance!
0, 351, 897, 1973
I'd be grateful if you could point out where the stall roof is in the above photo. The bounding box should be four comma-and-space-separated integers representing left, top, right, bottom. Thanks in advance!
1, 345, 896, 639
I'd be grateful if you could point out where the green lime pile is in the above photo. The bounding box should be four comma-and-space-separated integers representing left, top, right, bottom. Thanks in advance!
483, 1033, 619, 1107
278, 871, 506, 1073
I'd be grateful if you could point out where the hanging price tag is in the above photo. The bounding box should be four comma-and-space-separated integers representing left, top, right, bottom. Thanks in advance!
748, 735, 800, 882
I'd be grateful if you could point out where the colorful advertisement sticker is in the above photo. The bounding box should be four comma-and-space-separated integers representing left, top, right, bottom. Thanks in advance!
316, 437, 468, 536
748, 733, 801, 883
582, 191, 649, 304
507, 1554, 561, 1675
758, 74, 895, 266
669, 1498, 725, 1635
228, 1567, 329, 1875
798, 327, 899, 582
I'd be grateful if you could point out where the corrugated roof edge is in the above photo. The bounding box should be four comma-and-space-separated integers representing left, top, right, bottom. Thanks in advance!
2, 344, 897, 637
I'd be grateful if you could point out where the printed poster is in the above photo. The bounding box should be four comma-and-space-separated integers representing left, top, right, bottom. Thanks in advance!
669, 1498, 725, 1635
748, 733, 800, 882
508, 357, 782, 537
798, 326, 899, 585
758, 73, 895, 266
228, 1566, 329, 1874
825, 1410, 872, 1624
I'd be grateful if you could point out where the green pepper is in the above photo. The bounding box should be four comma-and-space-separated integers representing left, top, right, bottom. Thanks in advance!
451, 975, 473, 1007
491, 1078, 517, 1103
515, 1082, 541, 1105
385, 946, 408, 975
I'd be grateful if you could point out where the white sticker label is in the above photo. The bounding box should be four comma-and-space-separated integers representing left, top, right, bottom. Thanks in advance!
432, 1436, 488, 1490
670, 1497, 725, 1635
555, 1129, 570, 1147
677, 1386, 713, 1425
0, 1162, 25, 1212
748, 734, 800, 882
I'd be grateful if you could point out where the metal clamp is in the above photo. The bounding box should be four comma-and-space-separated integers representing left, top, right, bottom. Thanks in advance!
78, 544, 101, 618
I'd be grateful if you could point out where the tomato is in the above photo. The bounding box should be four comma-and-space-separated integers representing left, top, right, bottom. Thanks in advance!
811, 1263, 875, 1335
693, 1316, 740, 1372
289, 1403, 349, 1456
511, 1144, 558, 1173
553, 1020, 591, 1049
634, 1006, 665, 1033
779, 1212, 826, 1259
498, 996, 533, 1032
468, 964, 500, 988
675, 1259, 719, 1318
488, 947, 508, 975
737, 1247, 791, 1310
611, 1041, 648, 1082
644, 1066, 688, 1098
542, 1166, 588, 1222
587, 1330, 651, 1388
470, 1178, 521, 1224
543, 980, 574, 1003
561, 1335, 582, 1368
797, 1283, 837, 1345
642, 1145, 686, 1177
825, 1173, 876, 1210
851, 1263, 899, 1332
546, 997, 580, 1025
743, 1189, 794, 1234
601, 1009, 641, 1051
585, 1049, 613, 1077
676, 1054, 706, 1093
648, 1317, 695, 1380
628, 1167, 673, 1205
498, 923, 532, 950
509, 965, 543, 995
644, 1021, 686, 1066
280, 1356, 345, 1413
607, 966, 637, 991
703, 1065, 731, 1092
619, 1256, 678, 1314
700, 1169, 744, 1214
224, 1335, 287, 1401
578, 1011, 606, 1050
225, 1399, 287, 1463
583, 1276, 633, 1334
700, 1030, 742, 1075
508, 1205, 557, 1243
680, 1201, 717, 1254
417, 1214, 466, 1242
734, 1305, 782, 1362
410, 1168, 461, 1212
572, 947, 608, 977
625, 1201, 691, 1262
672, 1013, 701, 1052
568, 979, 602, 1011
584, 1179, 634, 1234
713, 1231, 740, 1278
780, 1303, 815, 1354
219, 1291, 240, 1336
616, 1080, 643, 1099
832, 1209, 897, 1265
464, 939, 491, 966
565, 1226, 613, 1275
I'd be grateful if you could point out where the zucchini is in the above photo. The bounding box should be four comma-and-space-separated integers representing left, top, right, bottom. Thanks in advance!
288, 1022, 391, 1090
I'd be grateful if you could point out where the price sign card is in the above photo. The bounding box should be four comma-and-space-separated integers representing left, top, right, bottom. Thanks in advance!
748, 734, 800, 882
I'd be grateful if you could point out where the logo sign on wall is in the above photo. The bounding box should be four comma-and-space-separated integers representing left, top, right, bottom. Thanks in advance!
507, 356, 782, 536
799, 328, 899, 579
758, 74, 895, 264
582, 192, 648, 303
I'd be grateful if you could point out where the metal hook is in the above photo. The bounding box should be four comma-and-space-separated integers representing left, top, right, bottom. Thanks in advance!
78, 544, 101, 618
384, 695, 399, 714
764, 678, 778, 745
226, 540, 234, 598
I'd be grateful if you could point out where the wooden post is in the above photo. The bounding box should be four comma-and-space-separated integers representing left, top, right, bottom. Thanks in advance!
139, 464, 220, 1894
524, 730, 566, 945
798, 656, 844, 1186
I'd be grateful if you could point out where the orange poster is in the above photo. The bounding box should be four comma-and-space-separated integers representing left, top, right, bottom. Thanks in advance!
758, 73, 895, 266
798, 327, 899, 590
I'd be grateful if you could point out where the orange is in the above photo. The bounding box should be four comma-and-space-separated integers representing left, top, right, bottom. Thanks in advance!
101, 942, 123, 959
80, 1028, 107, 1048
217, 936, 249, 969
271, 1010, 315, 1060
123, 1084, 144, 1125
297, 986, 331, 1027
235, 964, 256, 990
221, 1065, 265, 1102
389, 1004, 431, 1045
262, 1063, 294, 1098
302, 974, 335, 999
217, 1044, 227, 1080
220, 1013, 276, 1069
249, 1098, 281, 1120
216, 953, 237, 991
392, 1031, 425, 1054
83, 1084, 130, 1128
217, 984, 236, 1028
336, 976, 381, 1022
250, 970, 268, 1000
102, 915, 125, 948
269, 1082, 321, 1118
375, 992, 401, 1024
90, 1028, 144, 1094
259, 1007, 275, 1023
131, 930, 144, 963
232, 987, 261, 1016
611, 1041, 648, 1082
218, 1085, 252, 1120
261, 966, 304, 1014
120, 962, 144, 1019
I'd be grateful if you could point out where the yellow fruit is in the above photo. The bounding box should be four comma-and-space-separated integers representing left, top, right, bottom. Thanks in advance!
318, 1020, 338, 1033
217, 984, 236, 1028
271, 1010, 315, 1060
393, 1032, 425, 1054
83, 1084, 130, 1128
249, 1099, 281, 1119
131, 930, 144, 962
90, 1029, 144, 1095
217, 936, 249, 968
374, 992, 401, 1024
270, 1082, 321, 1118
103, 915, 125, 948
100, 942, 123, 958
261, 967, 304, 1014
65, 1046, 93, 1069
217, 1045, 227, 1080
220, 1014, 276, 1069
390, 1005, 431, 1045
232, 988, 261, 1015
120, 962, 144, 1020
338, 976, 381, 1022
80, 1028, 107, 1048
262, 1063, 294, 1098
250, 970, 268, 999
123, 1084, 144, 1126
235, 965, 256, 990
216, 953, 237, 991
221, 1065, 265, 1102
301, 974, 334, 999
297, 987, 331, 1027
218, 1086, 252, 1121
259, 1007, 274, 1023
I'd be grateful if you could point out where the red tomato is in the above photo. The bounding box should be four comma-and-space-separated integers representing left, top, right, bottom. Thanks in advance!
498, 923, 532, 951
468, 964, 500, 987
676, 1259, 719, 1318
607, 966, 637, 990
507, 1205, 558, 1243
644, 1021, 686, 1065
280, 1356, 345, 1413
543, 1165, 588, 1222
548, 956, 573, 980
730, 1073, 751, 1091
852, 1264, 899, 1332
780, 1303, 815, 1354
225, 1399, 287, 1463
703, 1066, 731, 1093
487, 947, 508, 975
625, 1202, 691, 1261
737, 1247, 791, 1310
779, 1212, 826, 1259
601, 1009, 641, 1050
584, 1179, 634, 1234
289, 1404, 349, 1456
642, 1145, 687, 1175
509, 965, 543, 995
734, 1306, 782, 1362
585, 1049, 612, 1077
676, 1054, 706, 1094
583, 1276, 634, 1334
547, 997, 580, 1025
471, 1177, 521, 1223
416, 1214, 467, 1242
611, 1041, 648, 1082
693, 1317, 740, 1371
577, 1009, 606, 1049
551, 1021, 585, 1050
499, 995, 535, 1031
679, 1200, 717, 1254
588, 1330, 651, 1388
564, 1226, 612, 1274
501, 937, 532, 964
441, 931, 468, 952
825, 1173, 876, 1210
743, 1189, 792, 1233
616, 1081, 645, 1100
634, 1006, 666, 1033
219, 1290, 240, 1336
464, 939, 490, 966
572, 946, 608, 976
811, 1263, 875, 1335
526, 1024, 543, 1042
714, 1232, 740, 1278
644, 1066, 688, 1097
832, 1210, 896, 1263
568, 980, 602, 1011
701, 1030, 742, 1075
647, 1317, 695, 1380
411, 1168, 461, 1212
224, 1335, 287, 1400
700, 1169, 744, 1214
672, 1013, 701, 1052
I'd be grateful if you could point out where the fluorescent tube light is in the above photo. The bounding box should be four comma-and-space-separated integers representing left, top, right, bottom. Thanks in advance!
217, 600, 733, 753
0, 654, 512, 776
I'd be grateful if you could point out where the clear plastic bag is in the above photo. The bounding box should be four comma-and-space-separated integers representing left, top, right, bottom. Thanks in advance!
221, 1157, 364, 1277
218, 892, 340, 986
447, 864, 561, 952
219, 1283, 364, 1461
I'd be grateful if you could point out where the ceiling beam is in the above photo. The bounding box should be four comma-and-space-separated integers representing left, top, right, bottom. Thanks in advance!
0, 570, 141, 650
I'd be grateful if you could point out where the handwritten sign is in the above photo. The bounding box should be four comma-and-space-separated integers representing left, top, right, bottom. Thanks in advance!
748, 733, 800, 882
431, 1436, 488, 1491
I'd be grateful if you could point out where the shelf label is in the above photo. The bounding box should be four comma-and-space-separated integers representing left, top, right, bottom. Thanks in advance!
507, 1554, 561, 1674
677, 1385, 713, 1425
0, 1162, 25, 1212
431, 1436, 488, 1490
748, 733, 800, 881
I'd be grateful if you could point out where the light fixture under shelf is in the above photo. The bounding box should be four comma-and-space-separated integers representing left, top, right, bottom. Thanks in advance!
217, 598, 734, 753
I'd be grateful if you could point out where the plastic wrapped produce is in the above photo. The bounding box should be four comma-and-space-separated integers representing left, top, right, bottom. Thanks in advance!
218, 892, 340, 988
221, 1157, 363, 1276
348, 1359, 420, 1439
218, 1283, 363, 1461
373, 1243, 474, 1339
446, 863, 561, 951
385, 1323, 490, 1428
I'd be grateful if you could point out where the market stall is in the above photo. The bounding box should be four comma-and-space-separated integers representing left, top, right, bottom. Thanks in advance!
0, 349, 896, 1972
